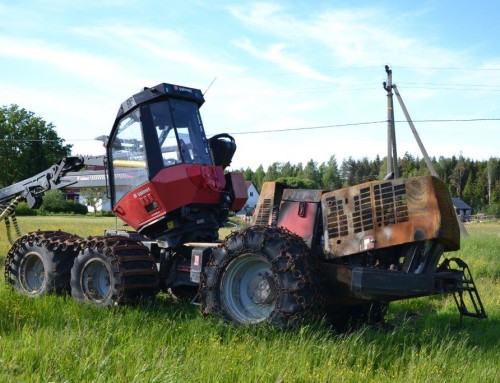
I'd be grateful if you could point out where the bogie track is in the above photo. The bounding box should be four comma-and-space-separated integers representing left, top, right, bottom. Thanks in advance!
4, 231, 81, 296
4, 231, 159, 304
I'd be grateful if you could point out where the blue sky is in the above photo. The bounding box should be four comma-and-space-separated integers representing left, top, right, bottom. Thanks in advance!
1, 0, 499, 170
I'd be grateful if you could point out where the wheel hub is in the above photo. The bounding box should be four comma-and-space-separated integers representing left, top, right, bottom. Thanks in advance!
220, 253, 277, 323
20, 252, 45, 294
81, 259, 111, 302
247, 273, 276, 304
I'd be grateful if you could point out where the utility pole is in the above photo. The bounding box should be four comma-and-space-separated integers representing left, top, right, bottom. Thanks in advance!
383, 65, 399, 178
392, 85, 438, 178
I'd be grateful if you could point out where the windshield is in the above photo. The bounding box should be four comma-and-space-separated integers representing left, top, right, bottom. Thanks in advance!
151, 99, 212, 167
109, 98, 213, 205
110, 109, 149, 203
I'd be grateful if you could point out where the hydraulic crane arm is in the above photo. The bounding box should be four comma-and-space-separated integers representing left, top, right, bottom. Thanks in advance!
0, 155, 105, 208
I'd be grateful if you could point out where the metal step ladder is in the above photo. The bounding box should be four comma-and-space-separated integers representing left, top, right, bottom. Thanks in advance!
442, 257, 487, 325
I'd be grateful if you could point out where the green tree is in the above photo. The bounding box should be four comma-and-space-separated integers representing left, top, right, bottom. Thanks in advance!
242, 167, 254, 182
321, 155, 342, 190
486, 157, 498, 205
340, 157, 357, 186
40, 190, 67, 213
450, 155, 467, 198
39, 189, 87, 214
281, 162, 297, 178
301, 159, 321, 187
264, 162, 281, 182
275, 177, 316, 189
252, 165, 266, 191
80, 187, 108, 216
0, 105, 72, 187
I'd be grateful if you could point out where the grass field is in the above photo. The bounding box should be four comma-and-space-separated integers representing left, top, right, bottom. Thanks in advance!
0, 216, 498, 382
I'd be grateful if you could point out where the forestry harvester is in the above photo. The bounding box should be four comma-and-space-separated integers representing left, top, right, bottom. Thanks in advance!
1, 81, 486, 328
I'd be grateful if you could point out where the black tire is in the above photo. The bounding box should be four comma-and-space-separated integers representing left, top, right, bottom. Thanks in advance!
200, 226, 318, 326
4, 231, 79, 296
70, 246, 121, 306
70, 236, 159, 306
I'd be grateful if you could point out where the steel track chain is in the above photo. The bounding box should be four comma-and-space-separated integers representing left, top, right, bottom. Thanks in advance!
201, 225, 322, 325
4, 231, 159, 303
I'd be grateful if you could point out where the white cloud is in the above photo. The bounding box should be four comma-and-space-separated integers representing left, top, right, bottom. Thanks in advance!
0, 34, 141, 91
232, 38, 336, 82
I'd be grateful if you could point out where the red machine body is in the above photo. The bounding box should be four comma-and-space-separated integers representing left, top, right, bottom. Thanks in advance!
114, 164, 227, 230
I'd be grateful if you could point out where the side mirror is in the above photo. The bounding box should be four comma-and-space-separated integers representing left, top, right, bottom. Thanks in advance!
208, 134, 236, 169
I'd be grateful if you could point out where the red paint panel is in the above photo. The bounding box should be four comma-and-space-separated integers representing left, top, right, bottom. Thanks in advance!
228, 172, 248, 211
277, 201, 318, 247
113, 164, 226, 230
113, 181, 166, 230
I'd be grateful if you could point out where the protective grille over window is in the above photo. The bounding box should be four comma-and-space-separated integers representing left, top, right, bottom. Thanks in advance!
325, 196, 348, 239
374, 183, 409, 226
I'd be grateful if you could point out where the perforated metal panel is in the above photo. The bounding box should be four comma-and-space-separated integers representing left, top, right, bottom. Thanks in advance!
325, 196, 348, 239
374, 182, 409, 226
321, 176, 459, 258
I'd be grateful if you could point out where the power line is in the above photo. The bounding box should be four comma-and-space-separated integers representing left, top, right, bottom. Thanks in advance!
395, 66, 500, 71
0, 138, 96, 142
224, 117, 500, 136
399, 81, 500, 88
227, 121, 385, 135
1, 117, 498, 142
209, 81, 500, 97
217, 65, 500, 81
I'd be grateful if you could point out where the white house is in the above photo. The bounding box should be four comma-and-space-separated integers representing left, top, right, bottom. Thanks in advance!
237, 181, 259, 217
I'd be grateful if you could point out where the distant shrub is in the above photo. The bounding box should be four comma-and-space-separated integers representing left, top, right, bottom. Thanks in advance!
15, 202, 38, 216
485, 203, 500, 217
40, 190, 66, 213
65, 201, 88, 215
40, 190, 87, 215
275, 176, 317, 189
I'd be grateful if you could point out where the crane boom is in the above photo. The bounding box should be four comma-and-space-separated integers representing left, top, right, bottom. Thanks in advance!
0, 155, 105, 208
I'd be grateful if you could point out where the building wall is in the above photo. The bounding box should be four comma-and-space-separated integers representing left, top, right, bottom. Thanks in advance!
237, 183, 259, 216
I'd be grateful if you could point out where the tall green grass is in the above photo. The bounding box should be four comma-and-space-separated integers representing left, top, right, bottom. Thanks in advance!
0, 217, 498, 382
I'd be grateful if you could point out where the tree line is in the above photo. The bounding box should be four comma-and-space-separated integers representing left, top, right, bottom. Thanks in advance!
236, 154, 500, 216
1, 104, 498, 216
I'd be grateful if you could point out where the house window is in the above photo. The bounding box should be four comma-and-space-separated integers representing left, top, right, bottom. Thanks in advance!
249, 192, 254, 197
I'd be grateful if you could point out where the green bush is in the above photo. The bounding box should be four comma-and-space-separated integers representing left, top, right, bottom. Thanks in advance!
40, 190, 66, 213
14, 202, 38, 216
40, 190, 87, 215
64, 201, 88, 215
275, 176, 317, 189
485, 203, 500, 217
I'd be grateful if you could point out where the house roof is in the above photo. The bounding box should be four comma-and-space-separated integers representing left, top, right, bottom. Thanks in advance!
245, 181, 254, 189
452, 198, 471, 210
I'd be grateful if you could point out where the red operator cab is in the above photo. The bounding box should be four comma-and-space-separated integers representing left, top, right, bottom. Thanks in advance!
106, 83, 247, 247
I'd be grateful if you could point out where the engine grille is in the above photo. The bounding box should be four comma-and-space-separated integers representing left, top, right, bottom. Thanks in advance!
353, 187, 374, 233
325, 196, 348, 239
325, 181, 409, 240
374, 182, 409, 226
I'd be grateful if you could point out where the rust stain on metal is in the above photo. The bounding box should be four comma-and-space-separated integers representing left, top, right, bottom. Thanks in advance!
322, 176, 460, 258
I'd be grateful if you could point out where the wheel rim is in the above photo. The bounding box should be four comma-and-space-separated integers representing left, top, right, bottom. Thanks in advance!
220, 254, 277, 324
20, 252, 45, 294
81, 259, 111, 302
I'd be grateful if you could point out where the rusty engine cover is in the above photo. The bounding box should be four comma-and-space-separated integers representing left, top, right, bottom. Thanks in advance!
322, 176, 460, 259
